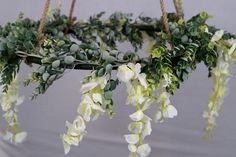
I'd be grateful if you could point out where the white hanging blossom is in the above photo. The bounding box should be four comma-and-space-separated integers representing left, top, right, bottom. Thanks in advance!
211, 30, 224, 43
125, 104, 152, 157
203, 31, 236, 137
0, 76, 27, 144
62, 74, 108, 154
162, 73, 172, 88
117, 63, 152, 157
154, 90, 178, 123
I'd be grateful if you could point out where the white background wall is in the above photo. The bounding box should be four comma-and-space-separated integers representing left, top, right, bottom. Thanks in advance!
0, 0, 236, 157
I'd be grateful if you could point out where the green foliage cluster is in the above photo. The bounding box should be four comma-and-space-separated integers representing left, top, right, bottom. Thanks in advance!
0, 10, 235, 101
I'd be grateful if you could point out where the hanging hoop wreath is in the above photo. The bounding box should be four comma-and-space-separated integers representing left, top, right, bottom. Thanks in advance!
0, 0, 236, 156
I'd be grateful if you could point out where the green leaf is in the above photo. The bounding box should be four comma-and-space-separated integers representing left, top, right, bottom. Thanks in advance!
0, 42, 6, 51
97, 68, 105, 77
105, 64, 113, 73
64, 56, 75, 65
104, 91, 113, 99
52, 60, 60, 68
70, 44, 79, 52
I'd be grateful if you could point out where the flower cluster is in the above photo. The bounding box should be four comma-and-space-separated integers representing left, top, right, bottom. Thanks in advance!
125, 108, 152, 157
203, 30, 236, 137
0, 76, 27, 144
117, 63, 152, 157
62, 73, 108, 154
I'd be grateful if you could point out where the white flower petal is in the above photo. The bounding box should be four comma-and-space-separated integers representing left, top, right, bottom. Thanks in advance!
141, 99, 152, 111
124, 134, 139, 145
128, 63, 141, 79
211, 30, 224, 42
81, 81, 98, 93
129, 110, 144, 122
228, 42, 236, 55
63, 134, 79, 146
154, 110, 163, 123
92, 93, 103, 104
77, 103, 92, 122
138, 73, 148, 89
142, 114, 152, 123
163, 105, 178, 118
128, 122, 143, 134
90, 104, 105, 112
3, 131, 14, 142
163, 74, 172, 88
14, 132, 27, 144
137, 144, 151, 157
15, 96, 24, 106
91, 111, 100, 121
128, 144, 137, 153
96, 77, 107, 89
117, 65, 135, 82
126, 85, 146, 106
62, 139, 71, 155
142, 120, 152, 138
1, 102, 11, 111
73, 116, 86, 131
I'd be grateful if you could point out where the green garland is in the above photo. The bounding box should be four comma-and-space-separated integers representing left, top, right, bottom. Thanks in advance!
0, 9, 236, 156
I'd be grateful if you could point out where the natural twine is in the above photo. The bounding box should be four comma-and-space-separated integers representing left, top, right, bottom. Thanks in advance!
68, 0, 77, 25
37, 0, 51, 45
173, 0, 180, 20
160, 0, 171, 35
65, 0, 77, 34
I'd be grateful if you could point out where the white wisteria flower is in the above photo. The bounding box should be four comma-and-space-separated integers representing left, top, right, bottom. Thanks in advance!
163, 73, 172, 88
81, 76, 107, 93
228, 41, 236, 55
163, 104, 178, 119
63, 75, 108, 154
81, 81, 98, 93
128, 122, 144, 134
154, 110, 164, 123
211, 30, 224, 42
128, 63, 148, 88
126, 106, 152, 156
141, 117, 152, 138
77, 100, 92, 122
117, 64, 135, 82
128, 144, 137, 153
213, 59, 229, 76
126, 83, 146, 106
2, 131, 14, 143
129, 110, 144, 122
124, 134, 140, 145
14, 132, 27, 144
127, 63, 141, 79
117, 63, 148, 89
73, 116, 86, 131
92, 93, 103, 104
155, 91, 178, 120
0, 76, 26, 144
203, 45, 230, 137
136, 144, 151, 157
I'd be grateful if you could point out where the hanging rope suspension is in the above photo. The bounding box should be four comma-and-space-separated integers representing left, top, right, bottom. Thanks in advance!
173, 0, 180, 20
160, 0, 171, 35
37, 0, 51, 44
65, 0, 77, 33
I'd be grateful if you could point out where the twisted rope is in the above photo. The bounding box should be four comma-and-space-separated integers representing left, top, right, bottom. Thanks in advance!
160, 0, 171, 35
68, 0, 77, 24
173, 0, 180, 20
37, 0, 51, 44
65, 0, 77, 33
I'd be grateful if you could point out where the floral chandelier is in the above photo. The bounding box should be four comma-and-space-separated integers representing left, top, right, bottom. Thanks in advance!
0, 0, 235, 156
